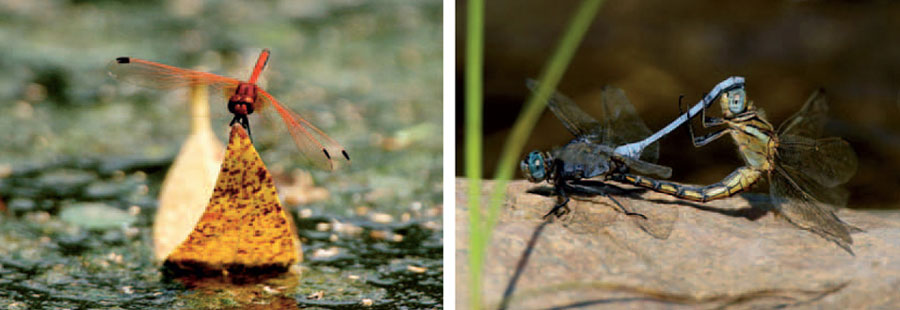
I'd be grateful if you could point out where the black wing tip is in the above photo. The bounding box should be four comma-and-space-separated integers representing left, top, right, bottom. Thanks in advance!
115, 57, 131, 64
341, 150, 350, 161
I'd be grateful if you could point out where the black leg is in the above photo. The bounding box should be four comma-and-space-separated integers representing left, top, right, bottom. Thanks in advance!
691, 128, 728, 147
679, 95, 726, 148
543, 184, 571, 219
242, 116, 253, 142
688, 94, 725, 128
603, 193, 647, 220
678, 95, 701, 145
556, 181, 648, 219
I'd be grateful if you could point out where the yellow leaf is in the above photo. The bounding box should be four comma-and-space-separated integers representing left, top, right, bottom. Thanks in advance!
154, 84, 223, 261
165, 124, 302, 275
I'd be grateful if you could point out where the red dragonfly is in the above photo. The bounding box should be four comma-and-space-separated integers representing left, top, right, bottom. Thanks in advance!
109, 49, 349, 170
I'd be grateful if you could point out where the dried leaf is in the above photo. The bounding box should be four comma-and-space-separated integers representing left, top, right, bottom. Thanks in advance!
164, 125, 302, 274
153, 84, 224, 260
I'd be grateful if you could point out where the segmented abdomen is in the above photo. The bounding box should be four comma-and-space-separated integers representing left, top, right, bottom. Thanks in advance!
612, 167, 763, 202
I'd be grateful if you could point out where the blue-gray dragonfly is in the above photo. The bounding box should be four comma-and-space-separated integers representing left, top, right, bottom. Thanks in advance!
520, 80, 672, 218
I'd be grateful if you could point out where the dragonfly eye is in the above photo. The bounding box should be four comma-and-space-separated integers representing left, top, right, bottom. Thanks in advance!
727, 89, 747, 114
521, 151, 547, 182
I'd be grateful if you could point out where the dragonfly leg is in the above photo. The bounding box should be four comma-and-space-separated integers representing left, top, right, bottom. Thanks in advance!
677, 95, 700, 145
566, 180, 648, 219
241, 116, 253, 142
230, 115, 253, 141
692, 128, 728, 147
688, 95, 725, 128
678, 96, 728, 148
543, 184, 571, 219
603, 192, 647, 220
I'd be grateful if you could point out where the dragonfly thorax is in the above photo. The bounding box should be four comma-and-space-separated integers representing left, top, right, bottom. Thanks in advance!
551, 141, 618, 180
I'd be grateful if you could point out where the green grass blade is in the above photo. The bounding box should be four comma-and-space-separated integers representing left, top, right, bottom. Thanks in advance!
465, 0, 485, 308
466, 0, 605, 309
486, 0, 605, 233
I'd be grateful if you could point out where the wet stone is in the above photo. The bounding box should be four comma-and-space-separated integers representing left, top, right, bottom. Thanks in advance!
55, 231, 92, 255
35, 169, 97, 197
4, 184, 41, 200
7, 198, 35, 213
59, 202, 135, 231
97, 154, 174, 176
84, 180, 136, 200
100, 230, 127, 245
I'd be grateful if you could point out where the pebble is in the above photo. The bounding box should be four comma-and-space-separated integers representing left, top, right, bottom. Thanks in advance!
298, 208, 313, 218
83, 180, 131, 200
370, 212, 393, 224
36, 169, 97, 196
8, 198, 36, 213
307, 290, 324, 300
312, 247, 340, 259
59, 202, 136, 230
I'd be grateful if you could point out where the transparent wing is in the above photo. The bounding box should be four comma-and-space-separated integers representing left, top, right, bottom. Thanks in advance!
108, 57, 241, 94
526, 79, 602, 139
258, 89, 350, 171
777, 156, 850, 209
777, 89, 829, 138
599, 86, 658, 163
777, 135, 858, 189
617, 155, 672, 179
563, 182, 677, 239
526, 80, 659, 163
769, 166, 853, 253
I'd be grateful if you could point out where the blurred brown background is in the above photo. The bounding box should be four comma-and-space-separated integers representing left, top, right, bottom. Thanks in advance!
456, 0, 900, 209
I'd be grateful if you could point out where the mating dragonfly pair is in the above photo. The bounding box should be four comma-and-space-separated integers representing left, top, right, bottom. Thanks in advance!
108, 49, 350, 171
521, 77, 859, 254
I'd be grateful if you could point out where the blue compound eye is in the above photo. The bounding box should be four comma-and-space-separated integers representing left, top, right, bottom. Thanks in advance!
727, 89, 746, 114
521, 151, 547, 182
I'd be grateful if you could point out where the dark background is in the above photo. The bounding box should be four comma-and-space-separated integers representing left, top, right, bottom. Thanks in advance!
456, 0, 900, 209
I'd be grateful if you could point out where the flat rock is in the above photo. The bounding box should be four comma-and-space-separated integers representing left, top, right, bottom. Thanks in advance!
456, 179, 900, 309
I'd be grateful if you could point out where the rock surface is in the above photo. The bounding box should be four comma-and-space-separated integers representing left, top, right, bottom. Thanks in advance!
456, 179, 900, 309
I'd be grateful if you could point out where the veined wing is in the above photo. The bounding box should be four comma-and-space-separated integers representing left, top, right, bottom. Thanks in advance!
769, 165, 853, 254
526, 79, 602, 139
777, 89, 829, 138
777, 155, 850, 209
598, 86, 658, 164
560, 181, 678, 240
257, 89, 350, 171
526, 80, 660, 163
617, 155, 672, 179
777, 135, 858, 189
108, 57, 241, 93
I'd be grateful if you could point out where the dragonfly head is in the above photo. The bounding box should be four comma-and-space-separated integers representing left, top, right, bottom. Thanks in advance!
521, 151, 552, 182
721, 88, 747, 117
228, 83, 258, 116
